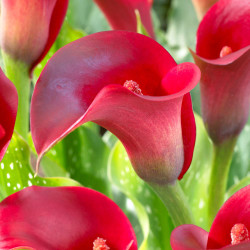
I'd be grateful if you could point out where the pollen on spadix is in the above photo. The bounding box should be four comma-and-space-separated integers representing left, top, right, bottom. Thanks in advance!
123, 80, 143, 95
220, 46, 233, 58
0, 124, 6, 140
231, 223, 249, 245
93, 237, 110, 250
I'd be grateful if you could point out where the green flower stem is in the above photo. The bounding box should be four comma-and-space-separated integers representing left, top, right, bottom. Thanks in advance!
208, 137, 237, 225
2, 53, 31, 140
150, 181, 195, 227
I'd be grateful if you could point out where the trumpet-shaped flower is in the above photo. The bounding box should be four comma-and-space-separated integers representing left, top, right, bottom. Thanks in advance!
31, 31, 200, 185
190, 0, 250, 144
93, 0, 155, 38
0, 0, 69, 73
0, 68, 18, 161
0, 186, 137, 249
171, 185, 250, 249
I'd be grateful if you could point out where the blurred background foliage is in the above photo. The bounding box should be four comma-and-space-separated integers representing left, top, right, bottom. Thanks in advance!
1, 1, 249, 250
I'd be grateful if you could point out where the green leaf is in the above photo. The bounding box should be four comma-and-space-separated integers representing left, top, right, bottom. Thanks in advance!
109, 141, 174, 250
227, 123, 250, 189
226, 176, 250, 199
67, 0, 109, 34
166, 0, 198, 48
136, 10, 150, 37
180, 114, 213, 231
42, 124, 112, 197
0, 133, 81, 201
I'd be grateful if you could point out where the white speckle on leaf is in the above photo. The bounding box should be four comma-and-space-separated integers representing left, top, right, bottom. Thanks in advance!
9, 163, 14, 170
1, 163, 4, 169
6, 173, 10, 179
7, 182, 11, 187
28, 180, 32, 186
28, 173, 33, 179
199, 199, 204, 209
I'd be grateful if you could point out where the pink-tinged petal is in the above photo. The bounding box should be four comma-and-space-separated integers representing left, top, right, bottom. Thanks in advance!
207, 185, 250, 248
0, 68, 18, 161
222, 241, 250, 249
191, 47, 250, 144
191, 0, 218, 20
191, 0, 250, 144
31, 0, 69, 72
93, 0, 155, 38
196, 0, 250, 60
159, 63, 199, 180
171, 224, 208, 250
31, 31, 199, 184
0, 0, 68, 73
0, 186, 137, 250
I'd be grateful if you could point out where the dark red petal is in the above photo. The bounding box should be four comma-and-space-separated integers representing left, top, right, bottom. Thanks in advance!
31, 31, 199, 184
31, 0, 69, 72
170, 224, 208, 250
94, 0, 155, 38
196, 0, 250, 59
0, 68, 18, 161
207, 185, 250, 248
0, 186, 137, 249
178, 93, 196, 179
191, 47, 250, 144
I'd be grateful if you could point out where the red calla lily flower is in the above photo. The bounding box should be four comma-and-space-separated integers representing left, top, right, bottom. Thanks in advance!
0, 186, 137, 249
191, 0, 218, 19
0, 0, 69, 73
190, 0, 250, 145
93, 0, 155, 38
0, 68, 18, 161
31, 31, 200, 185
171, 185, 250, 249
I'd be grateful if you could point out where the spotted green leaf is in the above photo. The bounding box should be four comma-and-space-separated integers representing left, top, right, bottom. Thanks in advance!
0, 133, 81, 201
109, 141, 174, 250
34, 124, 111, 197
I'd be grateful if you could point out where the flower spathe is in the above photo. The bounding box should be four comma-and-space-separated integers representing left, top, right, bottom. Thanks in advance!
0, 0, 69, 73
93, 0, 155, 38
190, 0, 250, 145
170, 185, 250, 249
0, 68, 18, 161
31, 31, 200, 185
0, 186, 137, 249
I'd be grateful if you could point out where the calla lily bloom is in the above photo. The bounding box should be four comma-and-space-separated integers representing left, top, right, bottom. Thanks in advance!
191, 0, 218, 20
171, 185, 250, 249
31, 31, 200, 185
0, 0, 69, 73
0, 186, 137, 249
190, 0, 250, 145
93, 0, 155, 38
0, 68, 18, 161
